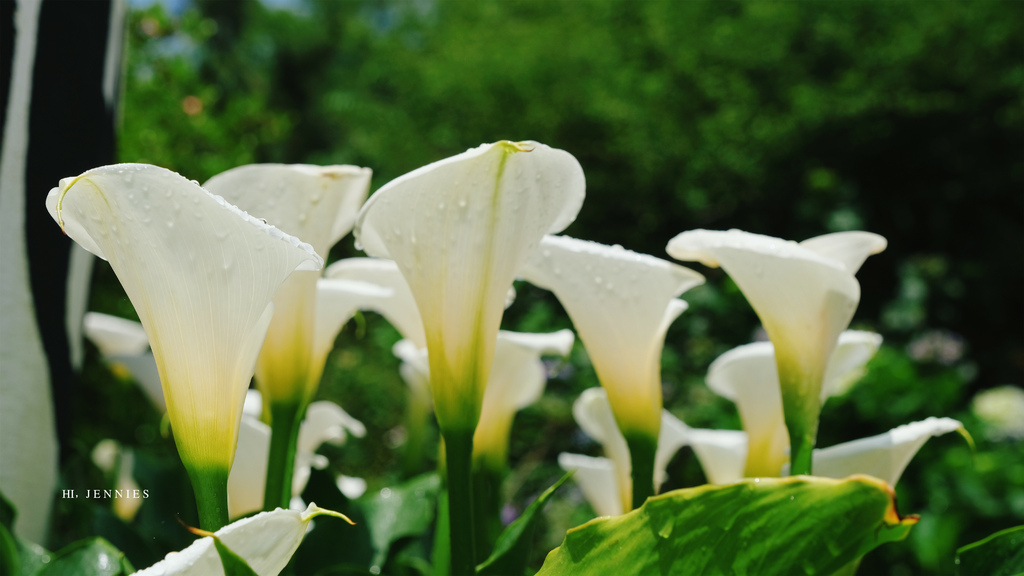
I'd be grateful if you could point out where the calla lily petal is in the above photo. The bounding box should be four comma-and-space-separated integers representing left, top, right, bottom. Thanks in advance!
243, 389, 263, 418
799, 231, 888, 275
204, 164, 371, 407
204, 164, 371, 257
793, 417, 964, 486
654, 411, 692, 488
47, 164, 322, 477
228, 396, 366, 519
573, 388, 633, 515
570, 389, 734, 512
354, 141, 585, 432
522, 235, 704, 441
706, 330, 883, 477
83, 312, 165, 410
474, 329, 574, 469
557, 453, 622, 518
83, 312, 150, 356
325, 258, 426, 347
684, 428, 749, 485
133, 503, 350, 576
820, 331, 884, 399
309, 278, 393, 394
668, 229, 883, 474
228, 416, 272, 519
393, 339, 433, 409
705, 341, 787, 477
336, 475, 368, 499
299, 401, 367, 452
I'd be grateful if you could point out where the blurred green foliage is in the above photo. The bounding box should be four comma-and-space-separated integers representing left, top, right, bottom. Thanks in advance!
60, 0, 1024, 574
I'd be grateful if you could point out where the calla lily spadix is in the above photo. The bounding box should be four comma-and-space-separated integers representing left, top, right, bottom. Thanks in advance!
667, 229, 886, 475
133, 503, 353, 576
46, 163, 323, 530
520, 234, 704, 507
91, 439, 144, 522
559, 388, 692, 516
353, 141, 584, 572
707, 330, 883, 477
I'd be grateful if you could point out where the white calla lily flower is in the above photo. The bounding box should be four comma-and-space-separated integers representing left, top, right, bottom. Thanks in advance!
682, 427, 749, 485
557, 453, 622, 518
83, 311, 149, 356
521, 235, 703, 505
707, 330, 883, 477
326, 258, 427, 348
354, 141, 584, 434
47, 164, 322, 527
782, 417, 964, 485
571, 388, 633, 514
566, 388, 702, 514
91, 439, 144, 522
307, 277, 393, 398
474, 329, 574, 470
228, 394, 366, 519
354, 142, 583, 572
393, 339, 433, 410
204, 164, 371, 407
132, 503, 351, 576
83, 312, 164, 410
521, 236, 704, 441
667, 229, 885, 474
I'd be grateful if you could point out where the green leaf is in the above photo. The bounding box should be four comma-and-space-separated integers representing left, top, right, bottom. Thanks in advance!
357, 472, 442, 570
432, 489, 450, 576
15, 536, 51, 576
210, 535, 260, 576
1, 522, 20, 576
477, 472, 572, 576
956, 525, 1024, 576
537, 475, 917, 576
36, 538, 134, 576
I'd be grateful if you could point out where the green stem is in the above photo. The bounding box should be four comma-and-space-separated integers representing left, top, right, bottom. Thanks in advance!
444, 429, 477, 575
471, 462, 504, 563
265, 401, 304, 511
403, 398, 433, 478
625, 434, 657, 510
788, 423, 817, 476
187, 464, 229, 531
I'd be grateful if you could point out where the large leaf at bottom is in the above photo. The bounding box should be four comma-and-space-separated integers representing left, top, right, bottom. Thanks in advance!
537, 475, 916, 576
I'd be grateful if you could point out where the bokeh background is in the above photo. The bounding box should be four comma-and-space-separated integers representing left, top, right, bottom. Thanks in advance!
61, 1, 1022, 574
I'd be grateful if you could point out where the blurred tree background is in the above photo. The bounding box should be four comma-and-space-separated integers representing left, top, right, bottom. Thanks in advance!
68, 0, 1023, 574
